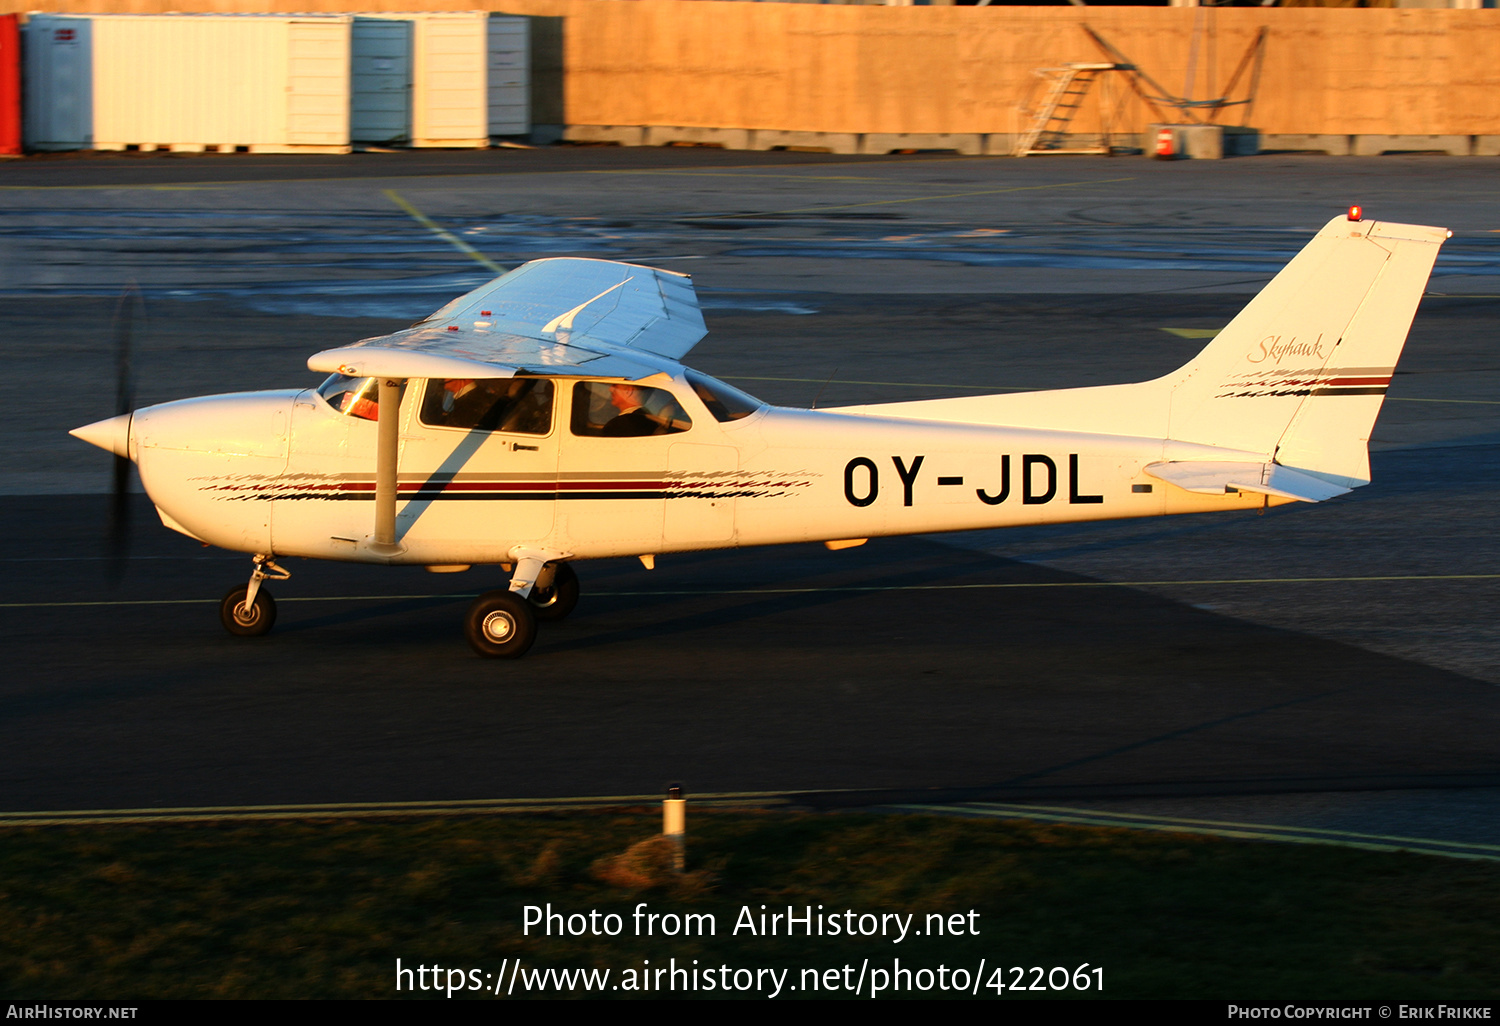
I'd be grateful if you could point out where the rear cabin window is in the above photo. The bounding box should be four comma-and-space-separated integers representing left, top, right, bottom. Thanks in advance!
420, 377, 554, 435
570, 381, 691, 438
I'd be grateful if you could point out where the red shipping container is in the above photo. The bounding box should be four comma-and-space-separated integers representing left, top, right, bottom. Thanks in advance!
0, 15, 17, 155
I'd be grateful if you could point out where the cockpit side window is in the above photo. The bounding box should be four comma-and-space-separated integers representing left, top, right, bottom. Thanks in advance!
317, 374, 380, 421
570, 381, 692, 438
419, 377, 553, 435
684, 369, 764, 422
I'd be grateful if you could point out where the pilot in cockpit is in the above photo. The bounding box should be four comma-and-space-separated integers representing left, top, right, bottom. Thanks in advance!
602, 383, 660, 437
428, 377, 553, 435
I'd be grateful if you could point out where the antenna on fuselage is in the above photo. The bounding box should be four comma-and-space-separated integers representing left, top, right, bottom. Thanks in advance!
811, 366, 839, 410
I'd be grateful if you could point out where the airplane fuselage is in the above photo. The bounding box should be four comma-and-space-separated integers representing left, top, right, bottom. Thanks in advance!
129, 371, 1276, 567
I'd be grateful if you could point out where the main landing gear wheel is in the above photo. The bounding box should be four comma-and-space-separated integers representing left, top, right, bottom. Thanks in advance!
465, 590, 537, 658
527, 561, 579, 622
220, 584, 277, 637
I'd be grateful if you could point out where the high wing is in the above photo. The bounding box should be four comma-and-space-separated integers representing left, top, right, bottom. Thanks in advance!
307, 257, 707, 381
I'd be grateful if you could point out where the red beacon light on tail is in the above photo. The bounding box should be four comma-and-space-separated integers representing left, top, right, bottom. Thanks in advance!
1348, 205, 1363, 222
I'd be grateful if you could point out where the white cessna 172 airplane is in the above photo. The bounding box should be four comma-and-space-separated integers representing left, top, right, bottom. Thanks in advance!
71, 209, 1448, 658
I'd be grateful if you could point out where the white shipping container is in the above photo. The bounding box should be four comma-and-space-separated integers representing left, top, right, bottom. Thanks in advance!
25, 14, 352, 154
487, 16, 530, 138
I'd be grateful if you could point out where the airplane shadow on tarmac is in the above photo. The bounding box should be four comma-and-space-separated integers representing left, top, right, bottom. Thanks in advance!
1, 494, 1498, 810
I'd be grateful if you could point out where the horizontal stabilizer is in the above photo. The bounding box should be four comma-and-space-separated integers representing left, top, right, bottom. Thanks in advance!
1145, 461, 1353, 503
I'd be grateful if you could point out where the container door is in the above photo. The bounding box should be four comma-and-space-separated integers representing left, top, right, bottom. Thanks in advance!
412, 14, 486, 147
486, 16, 529, 137
23, 16, 91, 151
350, 18, 410, 144
286, 18, 350, 147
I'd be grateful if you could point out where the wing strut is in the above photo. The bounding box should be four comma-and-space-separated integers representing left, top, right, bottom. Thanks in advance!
370, 378, 406, 556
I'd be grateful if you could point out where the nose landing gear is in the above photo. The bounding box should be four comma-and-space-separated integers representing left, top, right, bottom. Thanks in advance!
220, 554, 290, 637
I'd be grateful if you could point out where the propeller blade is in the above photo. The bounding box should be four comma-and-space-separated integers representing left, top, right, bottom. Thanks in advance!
113, 285, 138, 416
106, 286, 143, 584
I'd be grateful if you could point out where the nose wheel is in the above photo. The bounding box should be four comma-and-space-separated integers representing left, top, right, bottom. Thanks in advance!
220, 584, 277, 636
220, 554, 289, 638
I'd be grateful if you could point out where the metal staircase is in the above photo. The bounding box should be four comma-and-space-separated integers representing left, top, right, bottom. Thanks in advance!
1012, 23, 1269, 159
1013, 62, 1125, 157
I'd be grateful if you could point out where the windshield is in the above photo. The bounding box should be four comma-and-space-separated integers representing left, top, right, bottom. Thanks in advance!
317, 374, 379, 421
684, 369, 764, 422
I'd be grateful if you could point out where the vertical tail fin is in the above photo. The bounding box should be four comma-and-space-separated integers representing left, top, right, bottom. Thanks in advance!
1165, 213, 1448, 486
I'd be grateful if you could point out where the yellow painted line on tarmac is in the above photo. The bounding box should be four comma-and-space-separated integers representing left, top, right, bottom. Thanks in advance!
896, 802, 1500, 863
4, 573, 1497, 611
383, 188, 506, 274
692, 176, 1137, 219
1161, 327, 1221, 339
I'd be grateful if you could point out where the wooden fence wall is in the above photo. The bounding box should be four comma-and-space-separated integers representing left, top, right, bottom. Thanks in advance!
7, 1, 1500, 137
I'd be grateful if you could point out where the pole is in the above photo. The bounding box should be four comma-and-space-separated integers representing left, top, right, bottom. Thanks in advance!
663, 784, 685, 873
372, 378, 405, 555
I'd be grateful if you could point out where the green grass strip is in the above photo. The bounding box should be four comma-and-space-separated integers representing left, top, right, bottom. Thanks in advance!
3, 811, 1499, 999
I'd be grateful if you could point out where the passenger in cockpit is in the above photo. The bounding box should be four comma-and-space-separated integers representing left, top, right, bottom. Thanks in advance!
427, 377, 553, 435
